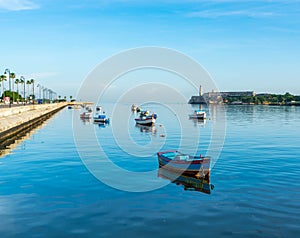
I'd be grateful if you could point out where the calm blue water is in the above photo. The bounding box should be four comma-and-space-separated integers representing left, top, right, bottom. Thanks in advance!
0, 104, 299, 237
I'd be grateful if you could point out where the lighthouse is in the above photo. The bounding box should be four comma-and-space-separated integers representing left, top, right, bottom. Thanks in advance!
199, 85, 203, 96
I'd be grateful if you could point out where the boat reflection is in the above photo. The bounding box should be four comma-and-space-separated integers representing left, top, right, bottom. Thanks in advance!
80, 118, 92, 125
190, 118, 206, 127
158, 167, 214, 194
94, 121, 109, 128
135, 124, 157, 134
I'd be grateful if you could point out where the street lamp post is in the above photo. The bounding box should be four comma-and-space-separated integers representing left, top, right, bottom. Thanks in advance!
4, 69, 11, 107
48, 89, 52, 103
41, 86, 44, 103
37, 84, 42, 101
43, 88, 47, 103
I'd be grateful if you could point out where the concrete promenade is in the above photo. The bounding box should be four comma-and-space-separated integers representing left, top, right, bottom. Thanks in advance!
0, 103, 68, 147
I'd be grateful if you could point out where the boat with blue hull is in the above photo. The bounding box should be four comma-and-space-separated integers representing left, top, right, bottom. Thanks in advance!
157, 150, 210, 177
135, 111, 157, 126
93, 114, 110, 124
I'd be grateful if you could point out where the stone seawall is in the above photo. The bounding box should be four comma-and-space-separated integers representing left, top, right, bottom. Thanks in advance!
0, 103, 67, 148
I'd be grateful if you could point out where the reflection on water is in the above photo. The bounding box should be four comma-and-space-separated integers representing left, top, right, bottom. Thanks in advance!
189, 118, 206, 127
80, 118, 92, 125
158, 167, 213, 194
135, 124, 157, 134
1, 105, 300, 237
0, 122, 48, 158
95, 122, 110, 129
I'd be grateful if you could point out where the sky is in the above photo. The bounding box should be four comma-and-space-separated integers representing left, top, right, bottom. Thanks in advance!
0, 0, 300, 99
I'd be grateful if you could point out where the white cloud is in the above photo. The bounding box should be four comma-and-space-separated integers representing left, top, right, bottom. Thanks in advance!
187, 9, 276, 18
0, 0, 38, 11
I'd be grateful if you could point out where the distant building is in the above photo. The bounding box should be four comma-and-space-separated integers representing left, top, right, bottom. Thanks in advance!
188, 87, 256, 104
204, 91, 256, 98
188, 96, 207, 104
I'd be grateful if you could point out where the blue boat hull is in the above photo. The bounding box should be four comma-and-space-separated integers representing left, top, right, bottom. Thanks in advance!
157, 150, 210, 177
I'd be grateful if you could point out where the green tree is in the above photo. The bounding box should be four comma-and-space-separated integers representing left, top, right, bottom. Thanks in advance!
0, 74, 7, 99
283, 92, 294, 103
10, 73, 16, 103
30, 79, 35, 103
20, 78, 25, 103
15, 78, 20, 103
26, 80, 31, 100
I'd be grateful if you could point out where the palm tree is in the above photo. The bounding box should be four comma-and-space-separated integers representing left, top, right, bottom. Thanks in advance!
10, 72, 16, 104
30, 79, 35, 103
15, 78, 20, 103
70, 95, 73, 101
20, 77, 25, 104
0, 74, 7, 99
26, 80, 31, 101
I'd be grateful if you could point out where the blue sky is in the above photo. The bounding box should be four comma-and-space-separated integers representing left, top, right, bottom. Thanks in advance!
0, 0, 300, 98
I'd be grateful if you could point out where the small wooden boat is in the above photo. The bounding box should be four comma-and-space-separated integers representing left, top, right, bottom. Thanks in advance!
93, 114, 109, 123
80, 111, 92, 119
157, 150, 210, 177
189, 110, 206, 119
131, 104, 141, 112
131, 104, 137, 111
85, 106, 93, 113
135, 111, 157, 126
158, 167, 213, 194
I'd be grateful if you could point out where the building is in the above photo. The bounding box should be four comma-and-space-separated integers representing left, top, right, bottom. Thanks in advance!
188, 86, 256, 104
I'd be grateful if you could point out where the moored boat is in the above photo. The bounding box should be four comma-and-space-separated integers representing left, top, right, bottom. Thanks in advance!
135, 111, 157, 126
131, 104, 141, 112
189, 110, 206, 119
157, 150, 210, 177
93, 114, 110, 123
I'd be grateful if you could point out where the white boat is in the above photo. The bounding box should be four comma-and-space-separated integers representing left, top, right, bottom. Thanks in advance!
189, 110, 206, 119
93, 114, 109, 123
131, 104, 141, 112
131, 104, 137, 111
135, 111, 157, 126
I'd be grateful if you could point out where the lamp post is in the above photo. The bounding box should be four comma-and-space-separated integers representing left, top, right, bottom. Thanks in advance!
48, 89, 52, 103
30, 79, 35, 104
43, 87, 47, 103
41, 86, 44, 103
4, 69, 11, 107
20, 76, 25, 105
37, 84, 42, 101
53, 91, 57, 101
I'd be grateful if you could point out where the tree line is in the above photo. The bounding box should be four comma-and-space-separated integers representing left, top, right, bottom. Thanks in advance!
223, 92, 300, 105
0, 68, 74, 105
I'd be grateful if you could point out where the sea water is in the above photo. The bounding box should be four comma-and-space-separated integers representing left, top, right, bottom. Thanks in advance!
0, 104, 299, 237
